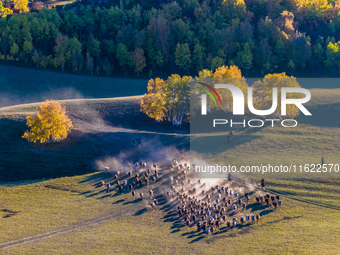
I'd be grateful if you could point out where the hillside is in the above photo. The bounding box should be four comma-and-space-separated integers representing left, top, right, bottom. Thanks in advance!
1, 85, 340, 181
0, 96, 189, 181
0, 85, 339, 253
0, 65, 148, 108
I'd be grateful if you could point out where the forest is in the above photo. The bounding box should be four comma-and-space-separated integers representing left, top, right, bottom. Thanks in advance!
1, 0, 340, 77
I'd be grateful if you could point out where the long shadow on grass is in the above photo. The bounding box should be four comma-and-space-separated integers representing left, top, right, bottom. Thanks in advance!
0, 115, 190, 182
79, 172, 108, 184
98, 194, 112, 199
159, 194, 280, 243
267, 188, 340, 211
135, 208, 147, 216
246, 202, 272, 213
190, 235, 205, 243
113, 199, 125, 204
296, 103, 340, 128
123, 198, 143, 205
86, 189, 107, 197
79, 190, 92, 195
190, 134, 262, 155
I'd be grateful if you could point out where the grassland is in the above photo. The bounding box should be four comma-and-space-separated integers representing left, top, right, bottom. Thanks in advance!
1, 65, 339, 109
0, 83, 340, 254
0, 96, 190, 181
1, 168, 340, 254
0, 65, 148, 108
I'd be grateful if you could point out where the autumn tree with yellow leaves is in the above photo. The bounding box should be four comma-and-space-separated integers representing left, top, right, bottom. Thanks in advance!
164, 74, 191, 125
0, 2, 12, 17
251, 72, 303, 118
23, 100, 73, 143
141, 75, 191, 126
197, 65, 248, 113
142, 67, 303, 124
14, 0, 28, 13
213, 65, 248, 113
140, 78, 167, 122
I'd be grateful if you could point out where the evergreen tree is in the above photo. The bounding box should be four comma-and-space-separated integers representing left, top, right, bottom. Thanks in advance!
175, 43, 191, 73
116, 43, 130, 75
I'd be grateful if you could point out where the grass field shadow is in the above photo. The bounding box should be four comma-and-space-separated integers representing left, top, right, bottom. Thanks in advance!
123, 198, 142, 205
134, 208, 148, 216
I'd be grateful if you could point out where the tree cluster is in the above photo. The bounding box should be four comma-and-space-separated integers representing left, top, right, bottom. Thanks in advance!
141, 74, 191, 126
141, 65, 302, 125
1, 0, 340, 76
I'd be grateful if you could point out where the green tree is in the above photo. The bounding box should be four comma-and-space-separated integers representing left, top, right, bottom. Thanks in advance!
32, 49, 41, 67
211, 56, 224, 71
313, 43, 324, 62
324, 42, 339, 75
171, 19, 192, 44
154, 50, 164, 67
85, 51, 94, 75
220, 0, 246, 23
235, 42, 253, 71
192, 44, 204, 72
87, 36, 100, 57
1, 32, 9, 57
116, 43, 130, 74
54, 33, 69, 71
274, 39, 286, 68
105, 40, 115, 55
287, 59, 295, 70
175, 43, 191, 72
67, 37, 82, 72
256, 39, 273, 74
102, 57, 113, 76
291, 35, 312, 70
41, 55, 49, 69
23, 40, 33, 54
10, 42, 19, 56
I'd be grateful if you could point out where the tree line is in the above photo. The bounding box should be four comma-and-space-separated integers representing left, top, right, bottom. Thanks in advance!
1, 0, 340, 77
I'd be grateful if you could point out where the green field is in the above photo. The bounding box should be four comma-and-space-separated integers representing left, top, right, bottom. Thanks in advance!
1, 82, 340, 254
1, 165, 340, 254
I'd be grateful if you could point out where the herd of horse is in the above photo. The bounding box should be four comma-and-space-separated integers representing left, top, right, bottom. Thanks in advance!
100, 159, 283, 238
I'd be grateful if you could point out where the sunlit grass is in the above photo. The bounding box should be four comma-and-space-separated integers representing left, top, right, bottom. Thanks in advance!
1, 88, 340, 254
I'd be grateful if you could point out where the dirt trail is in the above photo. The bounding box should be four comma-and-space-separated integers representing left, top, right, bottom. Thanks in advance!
0, 205, 140, 250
